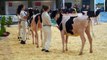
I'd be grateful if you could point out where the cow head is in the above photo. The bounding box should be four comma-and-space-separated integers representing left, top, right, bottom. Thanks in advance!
87, 11, 95, 17
87, 10, 100, 18
50, 10, 60, 21
50, 10, 63, 25
27, 8, 34, 19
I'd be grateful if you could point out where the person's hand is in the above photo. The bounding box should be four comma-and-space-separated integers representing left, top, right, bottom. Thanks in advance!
56, 25, 59, 28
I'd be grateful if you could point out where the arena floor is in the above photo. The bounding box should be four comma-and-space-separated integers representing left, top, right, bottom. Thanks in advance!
0, 23, 107, 60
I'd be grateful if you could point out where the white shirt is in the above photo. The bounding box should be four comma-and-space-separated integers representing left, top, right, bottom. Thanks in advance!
42, 12, 51, 25
20, 10, 27, 21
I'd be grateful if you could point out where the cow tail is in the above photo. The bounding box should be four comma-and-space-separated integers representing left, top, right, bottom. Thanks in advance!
88, 17, 95, 38
40, 14, 42, 23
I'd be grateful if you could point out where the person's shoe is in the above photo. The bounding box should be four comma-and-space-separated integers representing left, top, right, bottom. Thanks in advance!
18, 37, 21, 41
45, 50, 50, 52
20, 40, 26, 44
41, 49, 45, 51
18, 37, 20, 39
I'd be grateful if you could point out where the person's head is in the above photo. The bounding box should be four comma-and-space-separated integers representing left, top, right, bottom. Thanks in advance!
86, 5, 90, 9
58, 8, 63, 13
73, 4, 77, 8
16, 4, 25, 15
42, 5, 50, 12
82, 5, 85, 8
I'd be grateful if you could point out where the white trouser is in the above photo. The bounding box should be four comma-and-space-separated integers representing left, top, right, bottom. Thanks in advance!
42, 26, 51, 50
20, 21, 27, 41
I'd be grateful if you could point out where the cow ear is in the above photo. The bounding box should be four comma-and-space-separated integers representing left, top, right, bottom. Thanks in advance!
87, 11, 95, 17
50, 11, 54, 19
95, 9, 100, 17
50, 10, 57, 19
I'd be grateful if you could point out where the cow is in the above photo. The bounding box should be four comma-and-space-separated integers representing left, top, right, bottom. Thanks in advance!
50, 10, 100, 55
27, 8, 42, 48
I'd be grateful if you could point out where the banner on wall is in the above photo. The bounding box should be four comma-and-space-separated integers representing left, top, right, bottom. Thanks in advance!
8, 2, 12, 7
35, 2, 41, 6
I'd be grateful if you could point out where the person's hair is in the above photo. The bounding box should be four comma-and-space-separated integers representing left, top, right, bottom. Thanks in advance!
42, 5, 49, 11
16, 4, 24, 15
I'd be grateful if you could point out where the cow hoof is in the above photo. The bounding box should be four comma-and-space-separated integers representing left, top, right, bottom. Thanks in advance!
90, 50, 93, 53
35, 43, 37, 45
26, 38, 29, 40
79, 52, 83, 55
18, 37, 20, 39
62, 50, 65, 53
40, 45, 43, 47
66, 49, 68, 51
18, 39, 21, 41
36, 46, 39, 48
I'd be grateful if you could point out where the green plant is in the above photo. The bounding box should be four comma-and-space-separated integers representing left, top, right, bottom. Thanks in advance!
6, 16, 12, 27
0, 16, 6, 25
0, 26, 6, 36
0, 16, 6, 36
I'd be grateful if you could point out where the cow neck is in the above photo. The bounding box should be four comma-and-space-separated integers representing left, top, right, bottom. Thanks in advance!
28, 12, 33, 20
56, 13, 63, 26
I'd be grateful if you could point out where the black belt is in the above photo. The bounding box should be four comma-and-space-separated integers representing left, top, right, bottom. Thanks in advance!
43, 25, 51, 26
20, 19, 26, 21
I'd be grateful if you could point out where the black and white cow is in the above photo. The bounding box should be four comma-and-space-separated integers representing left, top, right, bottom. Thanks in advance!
50, 10, 100, 55
27, 8, 42, 47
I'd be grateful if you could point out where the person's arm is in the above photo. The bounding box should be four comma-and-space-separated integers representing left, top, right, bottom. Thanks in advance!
23, 16, 28, 19
20, 11, 28, 20
44, 15, 51, 25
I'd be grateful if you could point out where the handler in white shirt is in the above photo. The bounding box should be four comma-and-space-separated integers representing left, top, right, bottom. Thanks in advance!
17, 4, 27, 44
20, 9, 27, 44
41, 5, 51, 52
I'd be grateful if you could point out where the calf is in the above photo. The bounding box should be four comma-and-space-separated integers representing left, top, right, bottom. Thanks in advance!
51, 10, 99, 55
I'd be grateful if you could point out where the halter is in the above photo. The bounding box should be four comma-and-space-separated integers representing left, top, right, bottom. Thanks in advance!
27, 16, 33, 27
58, 20, 62, 27
52, 18, 63, 30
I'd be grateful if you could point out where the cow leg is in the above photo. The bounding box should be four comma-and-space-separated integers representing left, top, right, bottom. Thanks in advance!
31, 30, 34, 44
79, 32, 86, 55
28, 27, 31, 39
61, 30, 65, 52
65, 35, 68, 51
35, 31, 39, 48
18, 22, 21, 40
40, 30, 43, 47
26, 27, 30, 40
85, 26, 93, 53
